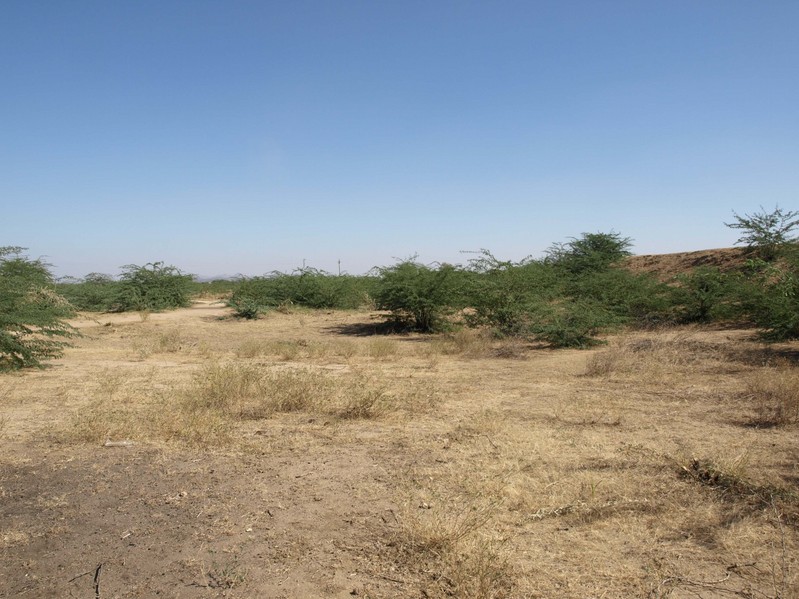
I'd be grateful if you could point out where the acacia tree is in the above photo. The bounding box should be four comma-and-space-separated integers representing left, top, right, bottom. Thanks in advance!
545, 231, 633, 274
0, 247, 74, 369
726, 205, 799, 261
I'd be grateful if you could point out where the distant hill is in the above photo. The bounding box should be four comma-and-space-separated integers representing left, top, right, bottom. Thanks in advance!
624, 247, 749, 280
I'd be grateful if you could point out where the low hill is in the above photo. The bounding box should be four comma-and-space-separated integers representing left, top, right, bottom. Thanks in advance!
624, 247, 749, 280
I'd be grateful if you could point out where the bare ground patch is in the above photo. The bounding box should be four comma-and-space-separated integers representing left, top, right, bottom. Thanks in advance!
1, 304, 798, 598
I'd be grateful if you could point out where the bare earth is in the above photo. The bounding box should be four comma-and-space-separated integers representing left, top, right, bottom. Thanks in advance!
1, 302, 797, 598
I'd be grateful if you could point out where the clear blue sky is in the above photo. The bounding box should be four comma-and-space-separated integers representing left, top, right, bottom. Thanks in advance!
2, 1, 797, 278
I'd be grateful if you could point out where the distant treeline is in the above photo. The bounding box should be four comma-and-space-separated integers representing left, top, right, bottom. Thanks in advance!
6, 207, 796, 370
54, 226, 799, 348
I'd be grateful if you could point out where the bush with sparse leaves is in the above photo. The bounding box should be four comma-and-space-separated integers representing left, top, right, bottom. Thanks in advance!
726, 205, 799, 261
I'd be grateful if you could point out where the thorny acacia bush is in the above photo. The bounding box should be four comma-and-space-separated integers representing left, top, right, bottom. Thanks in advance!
735, 258, 799, 341
59, 262, 195, 312
465, 250, 558, 337
464, 239, 671, 347
0, 247, 75, 370
57, 272, 119, 312
726, 205, 799, 261
674, 266, 736, 323
228, 269, 376, 315
374, 259, 470, 333
115, 262, 194, 312
545, 230, 633, 275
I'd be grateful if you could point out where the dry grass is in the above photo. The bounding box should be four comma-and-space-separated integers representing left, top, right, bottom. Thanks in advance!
127, 327, 189, 358
393, 498, 512, 598
424, 329, 528, 360
56, 360, 438, 449
235, 338, 360, 361
583, 331, 733, 379
744, 366, 799, 426
365, 337, 398, 359
1, 531, 30, 550
7, 305, 799, 598
427, 329, 492, 357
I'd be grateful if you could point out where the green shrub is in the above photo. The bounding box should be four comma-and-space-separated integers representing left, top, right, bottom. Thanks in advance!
565, 268, 674, 325
58, 272, 120, 312
229, 296, 261, 319
527, 299, 618, 348
545, 231, 633, 275
113, 262, 194, 312
463, 242, 661, 346
738, 260, 799, 341
464, 251, 558, 336
0, 247, 75, 369
228, 270, 375, 313
374, 260, 466, 332
674, 267, 734, 323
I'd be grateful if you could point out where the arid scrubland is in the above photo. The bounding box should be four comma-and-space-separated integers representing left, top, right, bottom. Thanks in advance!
1, 302, 798, 598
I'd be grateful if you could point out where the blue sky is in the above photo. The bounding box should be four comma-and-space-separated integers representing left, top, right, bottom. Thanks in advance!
2, 1, 797, 278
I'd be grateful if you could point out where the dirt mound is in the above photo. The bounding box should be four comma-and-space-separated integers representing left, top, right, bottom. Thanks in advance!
624, 247, 748, 280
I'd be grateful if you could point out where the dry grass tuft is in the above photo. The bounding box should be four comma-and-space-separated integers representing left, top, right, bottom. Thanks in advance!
237, 338, 360, 361
157, 328, 184, 352
56, 362, 437, 449
127, 327, 188, 359
679, 455, 799, 527
366, 338, 398, 360
65, 397, 147, 444
490, 338, 529, 359
424, 329, 528, 360
234, 339, 264, 359
427, 329, 492, 358
584, 332, 731, 378
182, 362, 382, 419
334, 384, 389, 419
744, 366, 799, 426
263, 340, 302, 361
393, 500, 513, 598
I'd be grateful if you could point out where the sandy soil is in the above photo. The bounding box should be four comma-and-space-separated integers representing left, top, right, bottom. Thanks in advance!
1, 302, 797, 598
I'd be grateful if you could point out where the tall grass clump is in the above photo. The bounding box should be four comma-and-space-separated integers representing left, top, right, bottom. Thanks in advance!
182, 363, 332, 418
393, 500, 512, 598
745, 366, 799, 426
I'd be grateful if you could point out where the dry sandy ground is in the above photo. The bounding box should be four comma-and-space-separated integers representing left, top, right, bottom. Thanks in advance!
1, 302, 797, 598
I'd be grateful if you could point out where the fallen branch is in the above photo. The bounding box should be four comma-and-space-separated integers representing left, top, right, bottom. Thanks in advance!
103, 440, 135, 448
